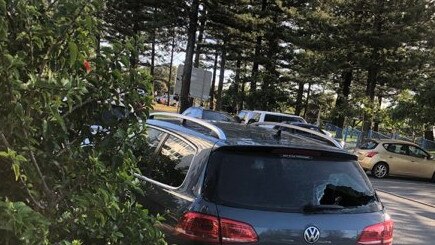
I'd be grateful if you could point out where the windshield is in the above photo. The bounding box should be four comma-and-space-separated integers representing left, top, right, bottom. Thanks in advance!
205, 151, 378, 213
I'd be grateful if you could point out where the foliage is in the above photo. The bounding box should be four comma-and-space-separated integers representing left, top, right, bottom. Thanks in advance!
391, 85, 435, 134
0, 199, 50, 245
0, 0, 165, 244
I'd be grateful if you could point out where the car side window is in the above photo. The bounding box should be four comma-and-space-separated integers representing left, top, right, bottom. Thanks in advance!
264, 114, 282, 123
281, 116, 301, 123
146, 127, 166, 151
408, 145, 428, 159
141, 134, 196, 187
384, 143, 408, 155
252, 113, 261, 122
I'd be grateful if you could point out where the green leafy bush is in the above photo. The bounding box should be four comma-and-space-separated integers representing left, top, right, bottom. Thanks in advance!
0, 0, 165, 244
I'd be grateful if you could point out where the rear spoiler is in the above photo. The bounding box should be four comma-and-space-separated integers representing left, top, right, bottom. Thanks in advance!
213, 145, 357, 161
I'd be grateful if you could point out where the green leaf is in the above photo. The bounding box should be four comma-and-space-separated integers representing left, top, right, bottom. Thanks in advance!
68, 42, 78, 68
12, 163, 20, 181
0, 0, 5, 14
42, 119, 48, 138
0, 150, 9, 157
4, 54, 14, 68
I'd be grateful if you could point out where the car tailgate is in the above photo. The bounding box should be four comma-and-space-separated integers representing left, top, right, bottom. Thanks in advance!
216, 205, 385, 245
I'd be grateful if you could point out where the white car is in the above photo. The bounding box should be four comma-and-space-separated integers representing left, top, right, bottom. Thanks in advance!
156, 94, 178, 106
242, 110, 307, 125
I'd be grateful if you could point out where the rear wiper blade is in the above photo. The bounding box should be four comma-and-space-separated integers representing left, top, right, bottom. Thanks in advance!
303, 204, 345, 213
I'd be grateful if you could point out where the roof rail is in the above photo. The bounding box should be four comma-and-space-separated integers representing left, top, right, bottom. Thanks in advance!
251, 122, 343, 149
149, 112, 227, 141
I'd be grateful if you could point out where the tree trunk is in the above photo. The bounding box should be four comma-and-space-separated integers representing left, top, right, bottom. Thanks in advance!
209, 52, 218, 110
373, 94, 382, 132
250, 0, 267, 95
194, 6, 206, 68
303, 83, 312, 119
362, 0, 383, 140
233, 59, 241, 110
239, 62, 246, 111
150, 31, 156, 77
216, 41, 227, 111
251, 36, 261, 93
167, 34, 175, 107
424, 128, 434, 141
295, 81, 304, 116
362, 65, 378, 138
239, 79, 245, 111
332, 70, 352, 129
180, 0, 200, 113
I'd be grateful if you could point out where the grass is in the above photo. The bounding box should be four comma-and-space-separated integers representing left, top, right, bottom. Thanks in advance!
151, 103, 178, 113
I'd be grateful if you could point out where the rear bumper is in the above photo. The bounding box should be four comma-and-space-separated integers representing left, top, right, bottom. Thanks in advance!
358, 157, 375, 171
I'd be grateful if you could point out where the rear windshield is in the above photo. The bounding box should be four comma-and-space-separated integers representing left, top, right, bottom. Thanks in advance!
204, 151, 378, 213
359, 140, 378, 150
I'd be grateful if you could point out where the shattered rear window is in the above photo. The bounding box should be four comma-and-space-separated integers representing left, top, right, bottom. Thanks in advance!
205, 151, 379, 213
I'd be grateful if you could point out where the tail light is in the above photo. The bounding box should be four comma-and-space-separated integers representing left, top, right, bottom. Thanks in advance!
175, 211, 258, 244
220, 218, 258, 243
175, 212, 220, 243
366, 151, 378, 158
357, 218, 394, 245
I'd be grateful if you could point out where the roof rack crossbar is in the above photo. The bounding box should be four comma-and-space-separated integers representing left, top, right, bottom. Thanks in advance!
149, 112, 227, 140
251, 122, 342, 149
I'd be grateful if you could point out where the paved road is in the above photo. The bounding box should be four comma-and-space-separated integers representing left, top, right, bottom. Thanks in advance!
369, 177, 435, 245
370, 177, 435, 206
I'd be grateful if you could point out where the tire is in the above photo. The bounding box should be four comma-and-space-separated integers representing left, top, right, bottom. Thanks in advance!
372, 162, 389, 179
431, 172, 435, 183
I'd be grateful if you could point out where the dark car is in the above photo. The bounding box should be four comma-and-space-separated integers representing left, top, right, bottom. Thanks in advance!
278, 122, 345, 148
182, 107, 239, 123
135, 112, 393, 245
289, 122, 328, 134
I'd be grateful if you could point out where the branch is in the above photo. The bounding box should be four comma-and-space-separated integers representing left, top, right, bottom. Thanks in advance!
62, 97, 95, 118
21, 178, 45, 210
0, 132, 10, 149
28, 147, 52, 197
55, 138, 79, 157
23, 131, 53, 200
45, 0, 59, 12
0, 132, 45, 210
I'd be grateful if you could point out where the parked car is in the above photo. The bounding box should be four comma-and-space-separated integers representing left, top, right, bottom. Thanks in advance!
290, 122, 332, 136
237, 109, 252, 123
252, 121, 344, 149
134, 112, 393, 245
182, 107, 239, 123
355, 139, 435, 180
156, 94, 178, 106
242, 110, 307, 125
289, 122, 345, 147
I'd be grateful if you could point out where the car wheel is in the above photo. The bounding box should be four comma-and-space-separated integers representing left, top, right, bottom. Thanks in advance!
431, 172, 435, 183
372, 162, 389, 179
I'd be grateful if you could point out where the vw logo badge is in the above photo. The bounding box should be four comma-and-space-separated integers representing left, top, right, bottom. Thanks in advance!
304, 226, 320, 244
